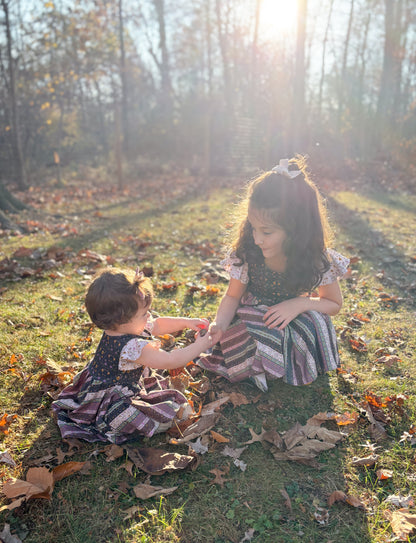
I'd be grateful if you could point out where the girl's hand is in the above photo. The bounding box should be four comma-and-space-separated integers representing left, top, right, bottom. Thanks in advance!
208, 321, 224, 339
263, 298, 308, 330
185, 318, 210, 331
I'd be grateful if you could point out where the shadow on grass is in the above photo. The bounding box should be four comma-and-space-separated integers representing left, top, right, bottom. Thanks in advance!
328, 195, 416, 304
167, 374, 371, 543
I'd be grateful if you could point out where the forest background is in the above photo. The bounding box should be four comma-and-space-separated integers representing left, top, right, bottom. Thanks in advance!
1, 0, 416, 213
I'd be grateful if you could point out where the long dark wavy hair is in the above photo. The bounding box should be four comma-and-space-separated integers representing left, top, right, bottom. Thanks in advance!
229, 156, 332, 294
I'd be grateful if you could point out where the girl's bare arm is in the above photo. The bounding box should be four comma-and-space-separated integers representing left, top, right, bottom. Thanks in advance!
210, 278, 247, 333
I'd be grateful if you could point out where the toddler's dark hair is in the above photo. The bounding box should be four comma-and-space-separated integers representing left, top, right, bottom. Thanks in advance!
85, 268, 153, 330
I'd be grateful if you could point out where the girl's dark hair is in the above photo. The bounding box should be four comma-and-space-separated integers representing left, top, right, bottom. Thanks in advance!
85, 268, 153, 330
230, 156, 332, 293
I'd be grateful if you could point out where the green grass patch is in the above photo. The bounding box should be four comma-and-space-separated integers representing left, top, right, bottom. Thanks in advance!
0, 175, 415, 542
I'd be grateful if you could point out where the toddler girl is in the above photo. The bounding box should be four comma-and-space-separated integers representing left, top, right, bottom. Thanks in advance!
52, 268, 220, 444
198, 157, 349, 391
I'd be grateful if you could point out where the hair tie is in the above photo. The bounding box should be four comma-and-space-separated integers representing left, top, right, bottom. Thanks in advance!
134, 267, 145, 300
271, 158, 302, 179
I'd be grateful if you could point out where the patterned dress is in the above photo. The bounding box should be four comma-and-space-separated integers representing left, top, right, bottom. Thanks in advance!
197, 249, 349, 390
52, 332, 188, 444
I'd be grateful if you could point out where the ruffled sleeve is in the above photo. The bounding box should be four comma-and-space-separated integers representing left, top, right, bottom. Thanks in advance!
319, 249, 350, 286
220, 251, 249, 284
119, 337, 160, 371
144, 314, 155, 334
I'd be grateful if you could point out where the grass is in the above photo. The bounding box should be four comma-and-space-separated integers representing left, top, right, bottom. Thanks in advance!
0, 170, 416, 542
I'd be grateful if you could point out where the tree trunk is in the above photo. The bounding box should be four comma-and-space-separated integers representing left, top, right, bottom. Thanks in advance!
291, 0, 308, 154
1, 0, 27, 190
317, 0, 334, 122
337, 0, 354, 130
153, 0, 173, 120
118, 0, 131, 159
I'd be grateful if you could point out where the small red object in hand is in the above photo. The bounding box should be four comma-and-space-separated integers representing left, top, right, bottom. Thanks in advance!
197, 323, 208, 336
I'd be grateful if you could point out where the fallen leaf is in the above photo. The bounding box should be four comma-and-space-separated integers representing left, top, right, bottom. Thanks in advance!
280, 488, 292, 511
233, 459, 247, 471
390, 509, 416, 540
0, 523, 23, 543
239, 528, 255, 543
0, 451, 16, 467
222, 446, 247, 460
244, 427, 268, 445
188, 437, 209, 455
170, 413, 220, 443
306, 412, 337, 426
384, 495, 414, 508
52, 461, 88, 483
314, 507, 329, 525
126, 447, 195, 475
210, 430, 229, 443
3, 467, 54, 507
376, 469, 393, 480
104, 444, 124, 462
0, 414, 18, 435
122, 505, 142, 520
228, 392, 250, 407
351, 454, 379, 467
328, 490, 347, 506
133, 483, 178, 499
209, 466, 229, 487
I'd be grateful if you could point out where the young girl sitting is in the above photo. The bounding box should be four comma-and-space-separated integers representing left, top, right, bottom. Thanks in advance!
52, 268, 220, 444
198, 157, 349, 391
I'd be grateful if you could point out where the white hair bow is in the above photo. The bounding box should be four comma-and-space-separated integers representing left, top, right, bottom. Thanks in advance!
271, 159, 302, 179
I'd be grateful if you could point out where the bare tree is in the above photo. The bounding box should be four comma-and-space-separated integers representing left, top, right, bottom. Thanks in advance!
291, 0, 308, 153
1, 0, 27, 190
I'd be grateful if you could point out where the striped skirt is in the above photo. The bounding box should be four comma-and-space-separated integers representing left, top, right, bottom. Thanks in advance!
198, 300, 340, 389
51, 367, 188, 444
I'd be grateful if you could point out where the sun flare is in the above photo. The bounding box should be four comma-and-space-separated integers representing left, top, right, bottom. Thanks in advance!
258, 0, 298, 37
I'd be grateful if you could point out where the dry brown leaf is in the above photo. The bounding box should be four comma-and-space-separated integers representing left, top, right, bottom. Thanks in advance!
122, 505, 142, 520
126, 447, 195, 475
52, 461, 88, 483
335, 412, 359, 426
280, 488, 292, 511
328, 491, 364, 509
3, 467, 54, 505
376, 469, 393, 480
263, 429, 284, 449
0, 451, 16, 467
210, 430, 229, 443
104, 444, 124, 462
244, 427, 268, 445
306, 412, 337, 426
328, 490, 347, 506
228, 392, 250, 407
133, 483, 178, 500
345, 495, 365, 508
351, 454, 379, 467
209, 467, 229, 487
200, 396, 230, 416
171, 413, 220, 443
281, 423, 306, 450
390, 509, 416, 540
0, 523, 23, 543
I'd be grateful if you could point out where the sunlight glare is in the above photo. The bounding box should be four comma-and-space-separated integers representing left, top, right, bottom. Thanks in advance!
258, 0, 298, 38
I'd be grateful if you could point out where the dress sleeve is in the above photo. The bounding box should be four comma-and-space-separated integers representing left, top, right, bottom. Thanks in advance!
319, 249, 350, 286
119, 338, 160, 371
221, 251, 249, 284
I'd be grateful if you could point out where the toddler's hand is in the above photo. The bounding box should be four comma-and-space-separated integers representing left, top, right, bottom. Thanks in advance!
194, 327, 221, 350
186, 317, 210, 332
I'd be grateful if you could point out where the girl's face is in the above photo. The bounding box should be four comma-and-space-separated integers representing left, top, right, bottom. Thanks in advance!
248, 208, 286, 263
